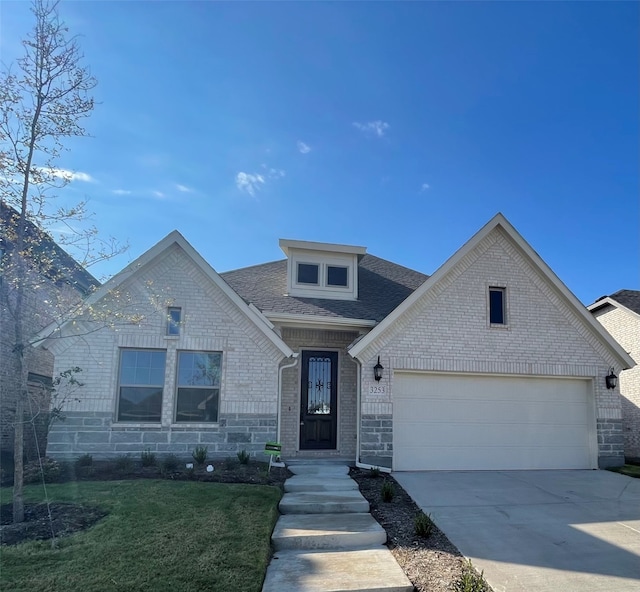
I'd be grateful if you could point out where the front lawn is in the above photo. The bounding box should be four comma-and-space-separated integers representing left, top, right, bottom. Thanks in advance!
609, 464, 640, 479
1, 480, 281, 592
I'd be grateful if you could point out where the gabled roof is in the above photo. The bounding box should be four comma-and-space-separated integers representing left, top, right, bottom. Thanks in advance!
221, 254, 428, 323
34, 231, 294, 358
1, 201, 99, 296
349, 213, 636, 370
588, 289, 640, 318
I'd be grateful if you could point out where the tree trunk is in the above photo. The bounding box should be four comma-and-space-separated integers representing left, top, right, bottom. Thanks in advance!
12, 385, 25, 523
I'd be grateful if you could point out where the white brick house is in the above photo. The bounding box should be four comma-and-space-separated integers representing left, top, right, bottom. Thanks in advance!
37, 214, 634, 470
589, 291, 640, 461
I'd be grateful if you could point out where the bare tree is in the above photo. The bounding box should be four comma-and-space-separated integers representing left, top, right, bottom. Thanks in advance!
0, 0, 121, 523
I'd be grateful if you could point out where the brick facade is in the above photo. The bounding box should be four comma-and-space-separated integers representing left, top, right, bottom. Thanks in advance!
592, 306, 640, 460
356, 228, 625, 468
46, 243, 286, 460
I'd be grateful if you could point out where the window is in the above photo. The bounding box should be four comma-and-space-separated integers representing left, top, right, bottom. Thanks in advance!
297, 263, 319, 285
327, 265, 348, 287
175, 351, 221, 422
489, 287, 506, 325
117, 350, 166, 422
167, 307, 181, 335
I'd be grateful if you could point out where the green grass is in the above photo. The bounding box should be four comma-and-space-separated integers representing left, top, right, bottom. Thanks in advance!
609, 464, 640, 479
1, 480, 281, 592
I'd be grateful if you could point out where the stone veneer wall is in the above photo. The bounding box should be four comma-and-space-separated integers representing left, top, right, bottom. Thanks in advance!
279, 328, 358, 459
592, 306, 640, 460
356, 227, 626, 468
47, 412, 276, 459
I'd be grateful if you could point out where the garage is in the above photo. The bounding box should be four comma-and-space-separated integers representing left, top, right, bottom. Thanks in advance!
393, 372, 596, 471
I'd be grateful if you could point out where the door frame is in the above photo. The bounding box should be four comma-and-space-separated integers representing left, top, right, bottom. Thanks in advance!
298, 348, 340, 451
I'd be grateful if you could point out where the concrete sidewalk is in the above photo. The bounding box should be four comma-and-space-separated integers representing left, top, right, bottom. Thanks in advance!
395, 469, 640, 592
262, 463, 412, 592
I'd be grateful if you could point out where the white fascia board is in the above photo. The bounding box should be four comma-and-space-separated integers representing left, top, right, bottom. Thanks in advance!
279, 238, 367, 257
34, 231, 294, 359
264, 312, 377, 330
349, 213, 636, 370
588, 297, 640, 322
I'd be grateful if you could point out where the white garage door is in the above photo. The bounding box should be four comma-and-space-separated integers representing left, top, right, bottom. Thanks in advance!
393, 372, 595, 471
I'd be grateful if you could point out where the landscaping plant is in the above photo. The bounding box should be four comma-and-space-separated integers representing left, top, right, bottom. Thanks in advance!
192, 445, 208, 465
453, 560, 489, 592
414, 511, 434, 538
381, 480, 395, 502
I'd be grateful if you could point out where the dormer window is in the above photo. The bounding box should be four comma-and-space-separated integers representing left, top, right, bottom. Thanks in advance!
327, 265, 348, 287
297, 263, 319, 285
280, 239, 366, 301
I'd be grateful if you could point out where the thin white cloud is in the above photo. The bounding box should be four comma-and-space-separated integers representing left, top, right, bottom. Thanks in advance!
352, 120, 390, 138
297, 141, 311, 154
235, 172, 265, 197
420, 183, 430, 193
175, 184, 193, 193
151, 190, 166, 199
268, 168, 285, 179
112, 189, 132, 196
39, 167, 95, 182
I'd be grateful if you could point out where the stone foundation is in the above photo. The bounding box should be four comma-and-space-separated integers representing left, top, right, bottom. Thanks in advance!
597, 418, 625, 468
359, 414, 392, 468
46, 412, 277, 460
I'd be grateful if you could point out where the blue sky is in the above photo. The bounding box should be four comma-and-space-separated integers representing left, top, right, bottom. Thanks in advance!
2, 1, 638, 305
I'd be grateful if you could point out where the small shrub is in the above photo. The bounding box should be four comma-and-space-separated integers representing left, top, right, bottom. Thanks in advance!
369, 466, 381, 478
115, 454, 134, 472
161, 453, 180, 474
414, 511, 434, 538
192, 445, 208, 465
453, 560, 489, 592
381, 480, 395, 502
141, 448, 156, 467
237, 449, 250, 465
75, 453, 93, 467
23, 457, 61, 484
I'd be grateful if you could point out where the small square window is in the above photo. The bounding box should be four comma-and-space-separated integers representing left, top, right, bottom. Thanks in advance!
167, 307, 181, 335
297, 263, 319, 285
327, 265, 348, 287
489, 287, 506, 325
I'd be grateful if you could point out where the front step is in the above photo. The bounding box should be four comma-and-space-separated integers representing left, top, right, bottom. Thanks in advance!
288, 464, 350, 476
284, 475, 358, 493
272, 513, 386, 550
279, 490, 369, 514
261, 548, 414, 592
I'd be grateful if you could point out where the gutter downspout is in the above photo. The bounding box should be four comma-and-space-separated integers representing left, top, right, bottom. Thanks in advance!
277, 354, 299, 445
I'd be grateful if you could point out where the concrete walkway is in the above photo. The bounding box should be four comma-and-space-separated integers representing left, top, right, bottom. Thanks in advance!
262, 463, 412, 592
395, 470, 640, 592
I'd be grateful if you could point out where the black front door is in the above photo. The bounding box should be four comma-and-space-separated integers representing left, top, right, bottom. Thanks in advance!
300, 351, 338, 450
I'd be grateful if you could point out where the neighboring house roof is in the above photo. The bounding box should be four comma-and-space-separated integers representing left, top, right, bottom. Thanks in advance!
221, 255, 428, 323
588, 290, 640, 318
0, 201, 99, 296
349, 213, 636, 371
34, 230, 294, 358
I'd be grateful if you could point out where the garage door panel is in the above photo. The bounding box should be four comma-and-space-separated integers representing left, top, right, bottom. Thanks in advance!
393, 373, 594, 471
395, 423, 590, 448
394, 399, 589, 425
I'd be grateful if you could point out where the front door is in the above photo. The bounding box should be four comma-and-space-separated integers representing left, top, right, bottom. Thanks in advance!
300, 350, 338, 450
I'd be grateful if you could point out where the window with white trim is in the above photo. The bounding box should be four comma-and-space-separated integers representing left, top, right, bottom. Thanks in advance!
297, 263, 319, 285
175, 351, 221, 423
117, 350, 166, 422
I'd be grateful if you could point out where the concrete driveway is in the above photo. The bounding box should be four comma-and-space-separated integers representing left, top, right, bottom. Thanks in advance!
394, 470, 640, 592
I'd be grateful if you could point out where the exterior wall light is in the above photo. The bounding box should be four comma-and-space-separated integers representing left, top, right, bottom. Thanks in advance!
605, 367, 618, 390
374, 356, 384, 382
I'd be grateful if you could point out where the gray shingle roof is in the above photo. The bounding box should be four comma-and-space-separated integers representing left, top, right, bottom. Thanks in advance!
1, 201, 100, 296
220, 254, 428, 322
609, 289, 640, 315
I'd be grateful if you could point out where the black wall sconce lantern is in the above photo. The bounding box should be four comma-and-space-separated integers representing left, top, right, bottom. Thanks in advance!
374, 356, 384, 382
605, 367, 617, 390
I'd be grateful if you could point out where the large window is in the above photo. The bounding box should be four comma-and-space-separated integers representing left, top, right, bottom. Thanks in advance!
175, 351, 221, 423
117, 350, 166, 422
